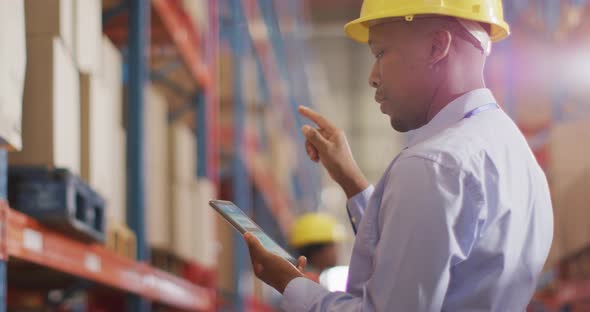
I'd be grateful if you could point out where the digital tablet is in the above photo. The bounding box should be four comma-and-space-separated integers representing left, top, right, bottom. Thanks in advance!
209, 200, 297, 264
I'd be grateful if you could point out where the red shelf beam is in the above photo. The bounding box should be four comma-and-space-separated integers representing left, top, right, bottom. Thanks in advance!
0, 201, 213, 311
206, 0, 221, 188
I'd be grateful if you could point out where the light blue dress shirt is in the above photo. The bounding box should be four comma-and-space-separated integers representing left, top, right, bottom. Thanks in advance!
281, 89, 553, 311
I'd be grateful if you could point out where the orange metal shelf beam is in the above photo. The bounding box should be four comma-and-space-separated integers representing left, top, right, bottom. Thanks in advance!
0, 201, 213, 311
151, 0, 210, 90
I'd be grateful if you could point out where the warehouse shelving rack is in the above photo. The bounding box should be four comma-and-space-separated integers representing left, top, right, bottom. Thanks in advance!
0, 1, 220, 311
223, 0, 322, 227
218, 0, 323, 310
0, 200, 212, 310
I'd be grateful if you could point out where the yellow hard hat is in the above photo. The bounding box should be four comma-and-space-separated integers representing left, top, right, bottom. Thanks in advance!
344, 0, 510, 43
289, 213, 345, 248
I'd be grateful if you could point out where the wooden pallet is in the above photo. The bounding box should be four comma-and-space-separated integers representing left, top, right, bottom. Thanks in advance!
106, 219, 137, 259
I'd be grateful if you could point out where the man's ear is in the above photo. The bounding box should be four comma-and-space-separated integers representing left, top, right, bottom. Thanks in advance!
429, 29, 452, 67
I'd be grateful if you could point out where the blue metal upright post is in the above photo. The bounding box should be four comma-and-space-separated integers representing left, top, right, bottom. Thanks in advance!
286, 0, 322, 210
196, 92, 208, 178
229, 0, 252, 310
127, 0, 151, 311
0, 150, 6, 312
258, 0, 320, 212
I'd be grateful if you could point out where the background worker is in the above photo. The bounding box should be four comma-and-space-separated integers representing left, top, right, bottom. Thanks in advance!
289, 213, 345, 282
244, 1, 554, 311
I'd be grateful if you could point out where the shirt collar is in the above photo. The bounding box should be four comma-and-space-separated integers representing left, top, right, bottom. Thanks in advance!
405, 88, 497, 148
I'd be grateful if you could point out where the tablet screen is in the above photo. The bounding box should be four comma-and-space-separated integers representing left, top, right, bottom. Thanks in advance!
210, 200, 296, 264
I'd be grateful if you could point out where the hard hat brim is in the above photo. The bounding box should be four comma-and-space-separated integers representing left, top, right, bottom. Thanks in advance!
291, 234, 345, 249
344, 9, 510, 44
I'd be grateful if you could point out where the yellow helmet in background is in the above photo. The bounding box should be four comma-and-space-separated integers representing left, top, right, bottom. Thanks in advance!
290, 213, 346, 248
344, 0, 511, 43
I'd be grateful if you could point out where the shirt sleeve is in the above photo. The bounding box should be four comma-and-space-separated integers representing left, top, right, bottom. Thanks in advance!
346, 185, 374, 232
281, 156, 484, 312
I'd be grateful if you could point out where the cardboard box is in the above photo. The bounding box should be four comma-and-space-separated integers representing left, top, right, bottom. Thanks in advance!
74, 0, 101, 73
241, 56, 258, 105
80, 73, 126, 222
112, 129, 127, 223
10, 36, 80, 174
170, 179, 217, 264
168, 122, 197, 184
79, 35, 125, 222
106, 216, 136, 259
101, 36, 123, 128
0, 0, 26, 150
216, 211, 235, 292
549, 118, 590, 261
219, 52, 233, 102
181, 0, 208, 31
25, 0, 74, 52
268, 131, 296, 193
171, 182, 194, 260
191, 179, 217, 267
80, 73, 107, 189
101, 38, 125, 220
145, 86, 170, 247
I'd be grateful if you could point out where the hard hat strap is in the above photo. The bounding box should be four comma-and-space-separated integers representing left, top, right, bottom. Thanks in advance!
455, 18, 492, 56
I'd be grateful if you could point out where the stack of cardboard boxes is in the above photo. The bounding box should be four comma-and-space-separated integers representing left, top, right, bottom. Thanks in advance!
168, 119, 218, 266
168, 121, 198, 261
0, 0, 27, 151
145, 85, 218, 266
9, 0, 129, 254
3, 0, 219, 268
548, 118, 590, 270
145, 85, 171, 250
79, 33, 127, 231
12, 0, 81, 174
192, 178, 218, 267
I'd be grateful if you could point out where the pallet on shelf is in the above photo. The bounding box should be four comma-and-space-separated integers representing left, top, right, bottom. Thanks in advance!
8, 166, 106, 242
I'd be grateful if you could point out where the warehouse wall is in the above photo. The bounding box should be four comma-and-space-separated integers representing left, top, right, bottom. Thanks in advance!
308, 24, 405, 182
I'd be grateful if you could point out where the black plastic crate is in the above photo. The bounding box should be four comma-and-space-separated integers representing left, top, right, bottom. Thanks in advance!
8, 166, 106, 242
